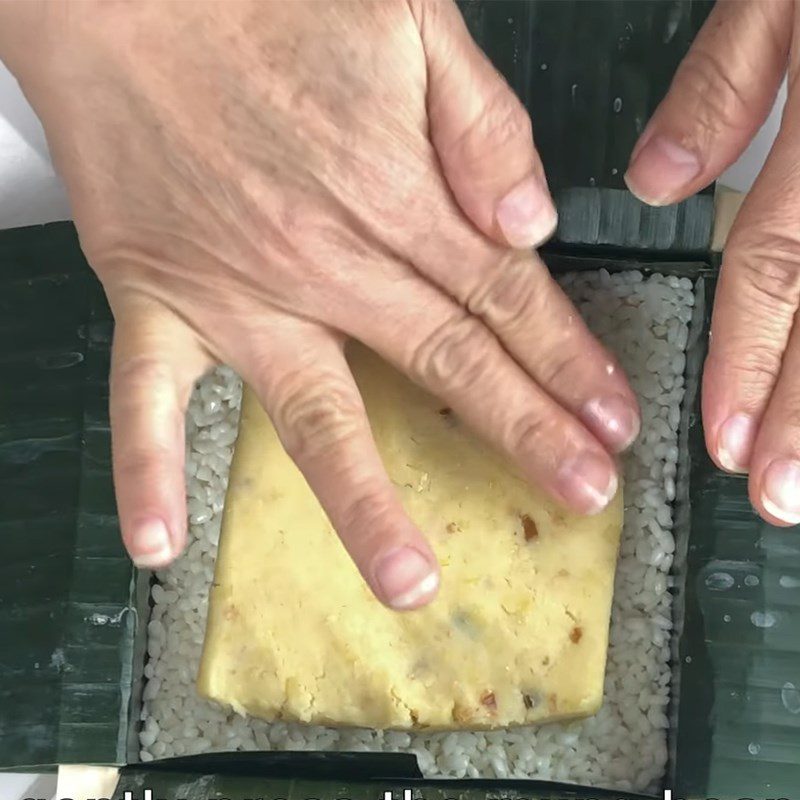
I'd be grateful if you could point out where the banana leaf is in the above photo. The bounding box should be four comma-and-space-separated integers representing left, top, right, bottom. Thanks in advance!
6, 2, 794, 799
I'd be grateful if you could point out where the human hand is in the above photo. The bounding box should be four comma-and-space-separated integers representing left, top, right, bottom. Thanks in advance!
1, 0, 638, 607
624, 0, 800, 527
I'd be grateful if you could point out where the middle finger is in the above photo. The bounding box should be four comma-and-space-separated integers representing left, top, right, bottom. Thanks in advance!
334, 262, 620, 516
348, 145, 640, 452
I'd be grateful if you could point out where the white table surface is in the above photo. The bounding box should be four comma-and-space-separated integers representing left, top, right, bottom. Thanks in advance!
0, 59, 787, 800
2, 772, 57, 800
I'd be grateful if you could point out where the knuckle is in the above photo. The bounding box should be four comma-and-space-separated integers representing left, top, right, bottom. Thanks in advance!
775, 404, 800, 438
535, 347, 586, 393
114, 443, 174, 479
506, 411, 555, 460
453, 88, 533, 165
411, 315, 496, 392
674, 48, 751, 142
466, 254, 540, 332
340, 484, 395, 543
110, 354, 187, 416
727, 232, 800, 312
716, 342, 784, 394
112, 355, 174, 394
271, 373, 364, 460
483, 88, 533, 146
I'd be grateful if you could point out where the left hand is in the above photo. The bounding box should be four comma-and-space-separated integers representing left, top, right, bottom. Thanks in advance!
625, 0, 800, 526
0, 0, 637, 609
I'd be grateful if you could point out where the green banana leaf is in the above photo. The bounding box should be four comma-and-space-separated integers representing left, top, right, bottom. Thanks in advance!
0, 224, 139, 769
460, 0, 715, 253
6, 2, 797, 799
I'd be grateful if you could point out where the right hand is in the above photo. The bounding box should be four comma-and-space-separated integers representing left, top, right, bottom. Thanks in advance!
625, 0, 800, 528
0, 0, 639, 608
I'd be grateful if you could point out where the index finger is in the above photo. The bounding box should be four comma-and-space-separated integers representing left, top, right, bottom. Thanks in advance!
353, 135, 639, 454
330, 261, 619, 517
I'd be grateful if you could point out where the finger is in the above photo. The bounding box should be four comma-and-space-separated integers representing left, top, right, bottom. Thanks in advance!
748, 319, 800, 526
437, 248, 640, 453
417, 0, 557, 248
303, 224, 623, 510
702, 95, 800, 477
625, 0, 791, 206
332, 270, 619, 516
110, 299, 210, 569
239, 321, 439, 611
366, 217, 639, 452
348, 87, 638, 451
322, 20, 637, 452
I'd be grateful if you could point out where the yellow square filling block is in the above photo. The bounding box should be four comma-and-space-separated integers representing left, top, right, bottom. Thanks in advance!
197, 346, 623, 730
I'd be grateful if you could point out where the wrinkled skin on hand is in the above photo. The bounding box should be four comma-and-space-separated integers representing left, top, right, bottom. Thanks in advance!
626, 0, 800, 528
0, 1, 639, 609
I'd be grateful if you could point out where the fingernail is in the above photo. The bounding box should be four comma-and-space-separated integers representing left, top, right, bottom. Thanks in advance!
557, 451, 618, 515
624, 135, 701, 206
131, 518, 173, 568
496, 174, 558, 248
583, 395, 641, 452
762, 459, 800, 525
717, 413, 755, 473
375, 546, 439, 610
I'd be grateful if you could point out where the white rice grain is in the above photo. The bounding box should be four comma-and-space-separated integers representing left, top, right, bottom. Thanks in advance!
141, 271, 694, 794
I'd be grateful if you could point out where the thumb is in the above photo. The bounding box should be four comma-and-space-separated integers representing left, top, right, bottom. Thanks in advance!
109, 296, 210, 568
624, 0, 791, 206
418, 0, 557, 249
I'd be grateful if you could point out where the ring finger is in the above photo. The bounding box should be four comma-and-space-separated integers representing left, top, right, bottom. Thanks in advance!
232, 320, 440, 610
